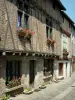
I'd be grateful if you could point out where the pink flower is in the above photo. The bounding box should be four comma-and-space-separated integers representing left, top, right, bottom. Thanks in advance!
25, 29, 29, 33
31, 32, 35, 35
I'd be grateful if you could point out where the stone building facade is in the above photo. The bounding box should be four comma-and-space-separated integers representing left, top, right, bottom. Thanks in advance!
55, 11, 73, 79
71, 24, 75, 72
0, 0, 71, 97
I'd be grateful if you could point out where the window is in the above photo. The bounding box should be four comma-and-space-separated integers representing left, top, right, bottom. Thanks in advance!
46, 18, 53, 39
18, 11, 22, 27
62, 16, 64, 22
7, 0, 13, 3
52, 2, 55, 10
61, 14, 64, 23
69, 22, 71, 28
44, 59, 53, 76
6, 60, 21, 85
63, 35, 67, 51
17, 1, 23, 10
24, 14, 29, 28
24, 4, 29, 14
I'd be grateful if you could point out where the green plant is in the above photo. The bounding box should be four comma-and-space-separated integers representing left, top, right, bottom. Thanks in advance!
26, 88, 31, 92
1, 95, 10, 100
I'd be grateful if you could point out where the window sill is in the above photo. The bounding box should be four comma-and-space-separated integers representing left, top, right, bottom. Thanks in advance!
5, 84, 24, 93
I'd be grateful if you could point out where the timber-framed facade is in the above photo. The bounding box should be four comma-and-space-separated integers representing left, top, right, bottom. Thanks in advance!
0, 0, 74, 97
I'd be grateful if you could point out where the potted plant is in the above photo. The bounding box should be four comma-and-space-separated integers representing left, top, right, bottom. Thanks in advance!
7, 81, 12, 88
1, 95, 10, 100
23, 87, 33, 95
39, 83, 46, 89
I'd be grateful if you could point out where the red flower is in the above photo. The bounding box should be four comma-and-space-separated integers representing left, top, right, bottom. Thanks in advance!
52, 40, 56, 44
25, 29, 29, 33
31, 31, 35, 35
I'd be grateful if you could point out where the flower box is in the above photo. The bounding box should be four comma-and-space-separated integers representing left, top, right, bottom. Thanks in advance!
47, 39, 56, 45
17, 27, 35, 40
7, 77, 21, 89
47, 38, 52, 45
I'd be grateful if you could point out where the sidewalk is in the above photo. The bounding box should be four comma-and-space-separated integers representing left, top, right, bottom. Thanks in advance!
11, 72, 75, 100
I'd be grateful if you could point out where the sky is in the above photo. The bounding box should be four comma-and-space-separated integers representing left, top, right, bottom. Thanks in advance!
61, 0, 75, 22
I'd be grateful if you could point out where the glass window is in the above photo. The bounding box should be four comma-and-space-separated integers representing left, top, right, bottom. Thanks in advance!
24, 14, 29, 28
44, 59, 53, 76
6, 60, 21, 85
18, 11, 22, 27
46, 18, 53, 39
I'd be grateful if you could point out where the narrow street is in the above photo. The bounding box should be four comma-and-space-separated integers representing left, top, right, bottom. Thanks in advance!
11, 72, 75, 100
61, 88, 75, 100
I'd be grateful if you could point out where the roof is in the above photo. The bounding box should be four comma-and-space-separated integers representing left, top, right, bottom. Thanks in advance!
61, 11, 74, 24
55, 0, 66, 10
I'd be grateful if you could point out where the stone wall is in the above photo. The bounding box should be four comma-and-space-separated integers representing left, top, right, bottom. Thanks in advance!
0, 58, 6, 97
21, 57, 43, 89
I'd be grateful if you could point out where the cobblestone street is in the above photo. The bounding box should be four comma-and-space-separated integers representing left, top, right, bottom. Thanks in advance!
11, 72, 75, 100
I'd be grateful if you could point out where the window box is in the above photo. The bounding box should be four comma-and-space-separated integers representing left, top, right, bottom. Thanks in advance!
52, 40, 56, 44
47, 39, 56, 45
17, 27, 35, 40
47, 38, 52, 45
7, 77, 21, 89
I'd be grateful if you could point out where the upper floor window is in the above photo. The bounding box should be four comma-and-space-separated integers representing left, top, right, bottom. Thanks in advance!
24, 14, 29, 28
62, 15, 64, 23
69, 23, 71, 28
63, 34, 68, 51
46, 18, 53, 39
18, 11, 22, 27
17, 1, 23, 10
